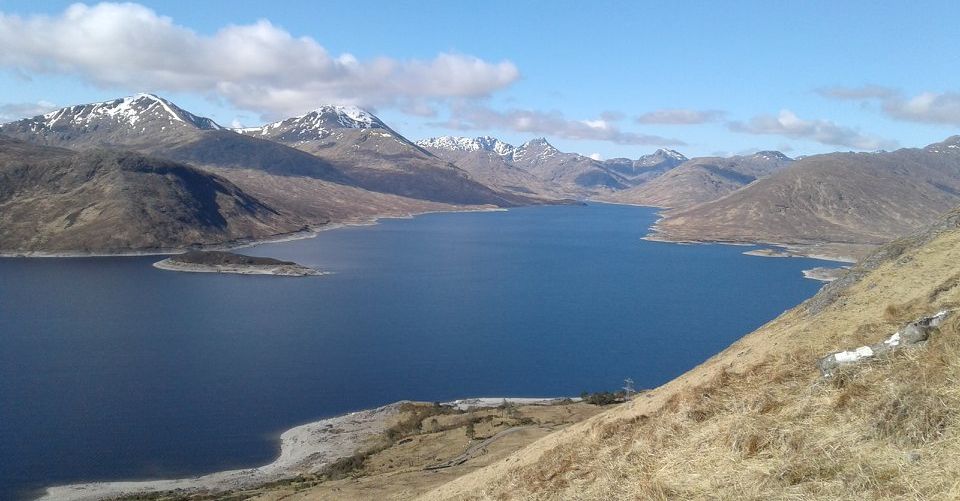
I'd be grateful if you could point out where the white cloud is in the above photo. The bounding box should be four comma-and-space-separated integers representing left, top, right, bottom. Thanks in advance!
582, 119, 610, 130
635, 109, 725, 125
818, 85, 960, 126
883, 92, 960, 126
0, 3, 520, 119
588, 152, 603, 160
728, 109, 897, 150
0, 100, 57, 122
434, 104, 685, 146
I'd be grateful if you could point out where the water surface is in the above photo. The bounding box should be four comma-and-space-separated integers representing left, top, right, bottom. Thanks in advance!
0, 204, 834, 499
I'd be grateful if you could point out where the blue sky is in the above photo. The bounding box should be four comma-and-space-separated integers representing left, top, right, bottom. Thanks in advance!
0, 0, 958, 158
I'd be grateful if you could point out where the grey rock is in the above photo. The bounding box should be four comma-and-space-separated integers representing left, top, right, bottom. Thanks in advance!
818, 311, 950, 376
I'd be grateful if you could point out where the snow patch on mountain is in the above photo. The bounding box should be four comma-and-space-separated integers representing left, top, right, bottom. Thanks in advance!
416, 136, 516, 156
654, 149, 687, 161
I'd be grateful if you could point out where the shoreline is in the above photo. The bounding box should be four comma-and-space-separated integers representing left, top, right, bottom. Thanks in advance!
641, 230, 863, 265
40, 397, 570, 501
0, 205, 506, 259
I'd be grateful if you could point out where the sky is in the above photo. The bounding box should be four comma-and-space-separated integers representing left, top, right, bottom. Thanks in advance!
0, 0, 958, 159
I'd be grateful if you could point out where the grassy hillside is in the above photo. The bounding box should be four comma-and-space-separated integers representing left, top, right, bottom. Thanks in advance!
651, 139, 960, 258
424, 207, 960, 500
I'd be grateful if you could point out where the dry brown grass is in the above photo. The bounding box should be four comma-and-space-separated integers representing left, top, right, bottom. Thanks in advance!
423, 218, 960, 501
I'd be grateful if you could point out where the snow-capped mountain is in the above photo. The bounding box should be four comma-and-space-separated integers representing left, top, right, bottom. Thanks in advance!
237, 105, 386, 143
510, 138, 561, 164
749, 151, 792, 162
233, 108, 523, 206
641, 148, 687, 165
19, 93, 222, 134
417, 136, 570, 198
419, 135, 637, 193
416, 136, 517, 157
0, 94, 350, 183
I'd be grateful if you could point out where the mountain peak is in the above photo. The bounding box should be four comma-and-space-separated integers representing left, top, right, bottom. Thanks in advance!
31, 94, 222, 131
238, 105, 385, 140
511, 137, 559, 162
301, 105, 382, 129
653, 148, 688, 161
750, 150, 792, 161
524, 137, 554, 148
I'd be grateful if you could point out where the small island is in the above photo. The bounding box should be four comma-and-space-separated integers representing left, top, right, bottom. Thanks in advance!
153, 250, 323, 276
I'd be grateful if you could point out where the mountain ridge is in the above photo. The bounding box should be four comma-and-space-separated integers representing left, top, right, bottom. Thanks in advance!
602, 151, 793, 208
418, 135, 687, 196
650, 138, 960, 257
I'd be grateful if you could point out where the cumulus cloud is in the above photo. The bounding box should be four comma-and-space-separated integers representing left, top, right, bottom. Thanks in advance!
0, 100, 57, 122
0, 3, 519, 119
818, 85, 960, 127
588, 153, 603, 161
728, 110, 897, 150
635, 108, 725, 125
434, 104, 685, 146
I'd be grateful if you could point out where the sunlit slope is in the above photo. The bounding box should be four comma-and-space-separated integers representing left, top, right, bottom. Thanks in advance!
424, 206, 960, 500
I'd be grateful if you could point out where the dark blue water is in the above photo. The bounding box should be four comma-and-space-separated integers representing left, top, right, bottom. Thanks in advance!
0, 204, 834, 499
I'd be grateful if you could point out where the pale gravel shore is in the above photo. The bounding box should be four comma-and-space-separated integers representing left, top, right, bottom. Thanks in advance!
39, 396, 567, 501
40, 403, 406, 501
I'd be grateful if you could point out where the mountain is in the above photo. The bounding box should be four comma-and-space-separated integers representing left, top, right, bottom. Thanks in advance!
425, 194, 960, 500
651, 137, 960, 256
418, 136, 680, 197
416, 136, 568, 198
0, 95, 525, 208
0, 94, 349, 183
508, 138, 631, 192
603, 151, 792, 208
601, 149, 688, 184
236, 107, 525, 206
0, 136, 304, 254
